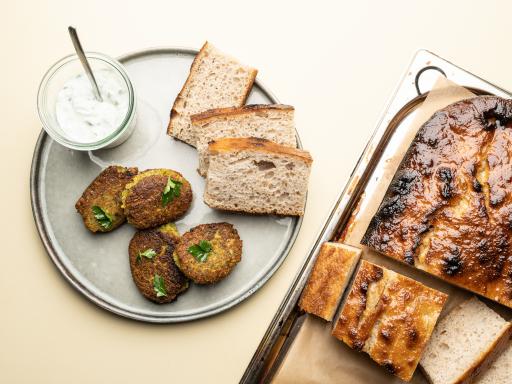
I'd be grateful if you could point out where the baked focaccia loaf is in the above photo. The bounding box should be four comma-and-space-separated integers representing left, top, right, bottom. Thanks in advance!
332, 260, 447, 382
362, 96, 512, 309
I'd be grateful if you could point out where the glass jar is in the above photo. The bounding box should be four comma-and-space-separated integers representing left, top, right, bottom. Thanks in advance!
37, 52, 137, 151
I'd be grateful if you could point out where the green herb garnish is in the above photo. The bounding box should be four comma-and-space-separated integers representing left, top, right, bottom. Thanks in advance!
187, 240, 212, 262
136, 248, 157, 263
91, 206, 112, 229
153, 274, 167, 297
162, 177, 182, 207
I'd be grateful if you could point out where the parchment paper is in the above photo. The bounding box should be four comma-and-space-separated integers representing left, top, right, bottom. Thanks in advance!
273, 77, 511, 383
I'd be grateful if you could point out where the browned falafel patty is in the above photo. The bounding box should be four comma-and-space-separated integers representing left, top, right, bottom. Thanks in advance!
121, 169, 192, 229
174, 223, 242, 284
129, 223, 188, 304
75, 165, 138, 233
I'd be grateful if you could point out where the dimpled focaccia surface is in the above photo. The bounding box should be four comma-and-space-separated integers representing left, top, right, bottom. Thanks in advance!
121, 169, 192, 229
129, 223, 188, 303
332, 261, 447, 382
362, 96, 512, 309
174, 223, 242, 285
299, 242, 361, 321
75, 165, 138, 233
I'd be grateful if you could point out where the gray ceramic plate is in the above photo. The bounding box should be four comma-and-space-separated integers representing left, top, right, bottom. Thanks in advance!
31, 47, 303, 323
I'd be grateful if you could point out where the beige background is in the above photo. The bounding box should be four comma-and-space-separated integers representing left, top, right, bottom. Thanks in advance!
2, 1, 512, 383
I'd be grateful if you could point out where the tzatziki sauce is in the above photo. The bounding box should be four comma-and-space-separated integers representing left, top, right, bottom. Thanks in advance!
56, 69, 129, 143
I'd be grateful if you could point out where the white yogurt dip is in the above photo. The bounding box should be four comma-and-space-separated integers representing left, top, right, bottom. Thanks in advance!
55, 69, 130, 143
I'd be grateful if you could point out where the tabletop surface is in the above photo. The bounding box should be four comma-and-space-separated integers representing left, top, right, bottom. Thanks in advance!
2, 1, 512, 383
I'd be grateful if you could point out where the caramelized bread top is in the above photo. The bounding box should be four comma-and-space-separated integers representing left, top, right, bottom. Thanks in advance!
299, 242, 361, 321
362, 96, 512, 308
208, 137, 313, 164
190, 104, 294, 124
332, 261, 447, 381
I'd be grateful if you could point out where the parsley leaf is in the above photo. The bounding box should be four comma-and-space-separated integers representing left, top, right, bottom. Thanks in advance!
91, 206, 113, 229
162, 177, 182, 207
187, 240, 213, 262
153, 274, 167, 297
136, 248, 157, 263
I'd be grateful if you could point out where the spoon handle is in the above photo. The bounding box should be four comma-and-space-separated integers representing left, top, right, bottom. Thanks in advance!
68, 26, 103, 102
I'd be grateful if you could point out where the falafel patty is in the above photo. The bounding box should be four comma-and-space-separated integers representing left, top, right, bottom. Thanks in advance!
129, 223, 188, 304
121, 169, 193, 229
174, 223, 242, 284
75, 165, 138, 233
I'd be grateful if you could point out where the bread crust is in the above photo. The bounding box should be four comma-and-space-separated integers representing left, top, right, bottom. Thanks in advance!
299, 242, 361, 321
332, 260, 447, 382
208, 137, 312, 164
190, 104, 294, 124
167, 41, 258, 145
362, 96, 512, 309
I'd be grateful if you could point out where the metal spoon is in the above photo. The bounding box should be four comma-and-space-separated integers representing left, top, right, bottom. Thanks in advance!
68, 26, 103, 102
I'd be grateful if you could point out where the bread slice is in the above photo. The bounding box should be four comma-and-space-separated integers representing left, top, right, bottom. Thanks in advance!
204, 137, 312, 216
191, 104, 296, 176
167, 41, 258, 147
299, 242, 361, 321
332, 260, 447, 382
476, 340, 512, 384
420, 297, 512, 384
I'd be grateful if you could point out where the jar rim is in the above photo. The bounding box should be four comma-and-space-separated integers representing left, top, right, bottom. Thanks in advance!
37, 52, 136, 151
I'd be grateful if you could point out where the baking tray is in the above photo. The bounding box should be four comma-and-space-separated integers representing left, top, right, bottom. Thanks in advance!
30, 47, 303, 323
241, 49, 512, 383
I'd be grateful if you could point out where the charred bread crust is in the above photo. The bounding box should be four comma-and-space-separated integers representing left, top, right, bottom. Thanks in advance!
364, 274, 447, 381
362, 96, 512, 308
190, 104, 294, 124
208, 137, 312, 164
299, 242, 361, 321
332, 261, 447, 382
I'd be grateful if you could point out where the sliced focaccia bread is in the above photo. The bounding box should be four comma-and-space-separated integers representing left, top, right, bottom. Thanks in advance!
332, 260, 447, 382
299, 242, 361, 321
167, 41, 257, 147
420, 297, 512, 384
191, 104, 296, 176
204, 137, 312, 216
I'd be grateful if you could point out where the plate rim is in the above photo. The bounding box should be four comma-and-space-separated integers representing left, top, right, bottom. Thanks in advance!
30, 46, 304, 323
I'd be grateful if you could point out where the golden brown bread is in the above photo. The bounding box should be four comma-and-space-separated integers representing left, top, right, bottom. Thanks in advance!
208, 137, 312, 164
299, 242, 361, 321
362, 96, 512, 309
332, 260, 447, 382
190, 104, 294, 123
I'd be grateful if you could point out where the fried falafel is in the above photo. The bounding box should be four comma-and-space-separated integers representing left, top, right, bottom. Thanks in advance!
129, 223, 188, 303
121, 169, 192, 229
174, 223, 242, 284
75, 165, 138, 233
